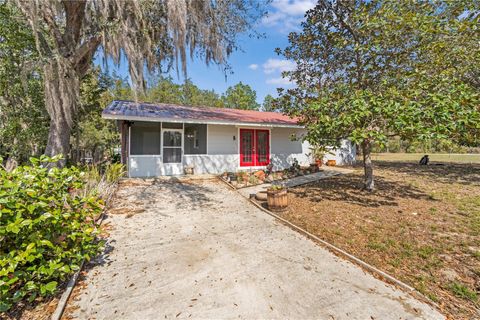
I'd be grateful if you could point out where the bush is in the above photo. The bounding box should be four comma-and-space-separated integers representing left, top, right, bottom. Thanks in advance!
0, 155, 103, 311
105, 163, 125, 184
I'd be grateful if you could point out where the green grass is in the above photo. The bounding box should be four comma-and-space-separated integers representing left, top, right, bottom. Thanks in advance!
366, 153, 480, 164
449, 282, 478, 301
418, 246, 436, 259
472, 251, 480, 260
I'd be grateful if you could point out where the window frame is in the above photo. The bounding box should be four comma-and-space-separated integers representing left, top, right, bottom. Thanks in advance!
161, 128, 183, 163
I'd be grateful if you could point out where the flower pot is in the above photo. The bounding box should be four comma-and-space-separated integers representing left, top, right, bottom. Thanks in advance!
267, 188, 288, 212
326, 159, 336, 166
184, 166, 194, 175
315, 159, 323, 167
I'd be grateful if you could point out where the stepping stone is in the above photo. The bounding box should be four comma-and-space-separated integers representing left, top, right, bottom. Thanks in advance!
255, 191, 268, 201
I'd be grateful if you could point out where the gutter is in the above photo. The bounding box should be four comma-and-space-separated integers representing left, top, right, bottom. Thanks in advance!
101, 113, 305, 129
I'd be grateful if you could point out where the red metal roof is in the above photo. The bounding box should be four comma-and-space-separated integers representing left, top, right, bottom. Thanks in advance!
102, 100, 301, 127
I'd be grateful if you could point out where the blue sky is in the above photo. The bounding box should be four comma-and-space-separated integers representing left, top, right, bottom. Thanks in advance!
96, 0, 315, 104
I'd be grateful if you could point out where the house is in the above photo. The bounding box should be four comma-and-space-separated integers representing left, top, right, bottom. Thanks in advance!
102, 100, 355, 177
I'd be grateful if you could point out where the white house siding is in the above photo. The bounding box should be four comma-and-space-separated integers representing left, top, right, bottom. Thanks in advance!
183, 155, 239, 174
128, 156, 184, 177
325, 140, 357, 165
187, 124, 240, 174
270, 127, 311, 170
126, 123, 355, 177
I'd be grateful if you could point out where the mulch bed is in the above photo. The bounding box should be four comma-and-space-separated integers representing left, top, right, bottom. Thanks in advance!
277, 161, 480, 319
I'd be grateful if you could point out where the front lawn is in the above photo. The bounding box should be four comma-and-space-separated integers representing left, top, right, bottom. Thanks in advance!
279, 161, 480, 319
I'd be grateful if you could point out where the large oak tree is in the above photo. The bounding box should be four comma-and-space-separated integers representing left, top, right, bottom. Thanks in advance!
13, 0, 265, 166
277, 0, 479, 191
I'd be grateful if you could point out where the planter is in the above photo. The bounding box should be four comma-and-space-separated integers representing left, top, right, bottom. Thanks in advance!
267, 188, 288, 212
315, 159, 323, 167
326, 159, 336, 166
184, 166, 194, 175
310, 163, 319, 172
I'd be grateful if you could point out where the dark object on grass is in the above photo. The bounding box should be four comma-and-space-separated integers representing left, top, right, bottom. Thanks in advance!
419, 155, 429, 165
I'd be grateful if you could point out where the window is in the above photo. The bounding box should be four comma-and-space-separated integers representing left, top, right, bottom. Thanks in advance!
130, 122, 160, 155
184, 124, 207, 154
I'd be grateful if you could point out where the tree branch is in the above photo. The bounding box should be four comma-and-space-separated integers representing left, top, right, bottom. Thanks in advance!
63, 0, 87, 46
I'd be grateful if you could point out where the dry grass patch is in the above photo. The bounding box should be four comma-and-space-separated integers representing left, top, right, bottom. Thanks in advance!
280, 161, 480, 319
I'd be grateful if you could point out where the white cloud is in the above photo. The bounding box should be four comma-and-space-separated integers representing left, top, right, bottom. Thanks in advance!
266, 77, 295, 85
262, 58, 296, 74
248, 64, 259, 70
271, 0, 316, 15
262, 0, 316, 33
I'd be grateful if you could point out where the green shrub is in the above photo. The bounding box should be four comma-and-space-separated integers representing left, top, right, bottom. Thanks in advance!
449, 282, 478, 302
0, 155, 103, 311
105, 163, 125, 183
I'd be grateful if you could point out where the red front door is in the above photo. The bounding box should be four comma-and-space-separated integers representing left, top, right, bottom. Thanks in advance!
240, 129, 270, 167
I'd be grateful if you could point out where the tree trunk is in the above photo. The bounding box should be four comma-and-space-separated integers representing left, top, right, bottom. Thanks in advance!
5, 156, 18, 172
43, 59, 80, 167
44, 118, 71, 167
362, 140, 374, 191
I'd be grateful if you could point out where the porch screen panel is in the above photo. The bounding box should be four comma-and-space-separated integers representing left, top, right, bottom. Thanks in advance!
184, 124, 207, 154
130, 122, 160, 155
163, 130, 182, 163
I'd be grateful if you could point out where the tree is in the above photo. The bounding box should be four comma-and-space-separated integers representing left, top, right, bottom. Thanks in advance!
223, 82, 260, 110
181, 79, 224, 108
14, 0, 265, 166
262, 94, 277, 112
72, 68, 118, 164
277, 0, 480, 191
0, 3, 49, 168
147, 77, 183, 105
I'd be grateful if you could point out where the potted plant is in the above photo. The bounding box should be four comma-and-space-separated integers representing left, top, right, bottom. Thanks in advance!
310, 146, 328, 167
184, 165, 194, 175
267, 185, 288, 212
326, 159, 336, 166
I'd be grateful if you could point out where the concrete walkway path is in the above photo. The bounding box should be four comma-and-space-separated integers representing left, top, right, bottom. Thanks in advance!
70, 179, 443, 320
237, 167, 353, 198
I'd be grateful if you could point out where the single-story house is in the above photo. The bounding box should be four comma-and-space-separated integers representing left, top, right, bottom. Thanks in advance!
102, 100, 356, 177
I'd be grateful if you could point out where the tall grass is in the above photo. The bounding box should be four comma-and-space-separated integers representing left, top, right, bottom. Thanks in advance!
82, 163, 126, 206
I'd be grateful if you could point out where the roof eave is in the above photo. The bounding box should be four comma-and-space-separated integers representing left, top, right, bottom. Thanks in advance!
102, 113, 304, 129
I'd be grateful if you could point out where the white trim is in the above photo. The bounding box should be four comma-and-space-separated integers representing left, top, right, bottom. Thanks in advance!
128, 125, 131, 178
102, 113, 303, 129
206, 124, 209, 154
128, 155, 163, 157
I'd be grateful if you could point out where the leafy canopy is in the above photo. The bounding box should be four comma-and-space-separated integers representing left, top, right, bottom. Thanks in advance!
222, 82, 260, 110
0, 3, 48, 164
278, 0, 480, 149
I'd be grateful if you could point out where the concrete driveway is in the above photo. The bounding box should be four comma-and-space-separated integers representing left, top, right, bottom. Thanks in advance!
71, 178, 443, 320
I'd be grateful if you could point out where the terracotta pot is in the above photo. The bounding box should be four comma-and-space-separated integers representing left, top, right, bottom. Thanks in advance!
326, 159, 336, 166
267, 188, 288, 212
315, 159, 323, 167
